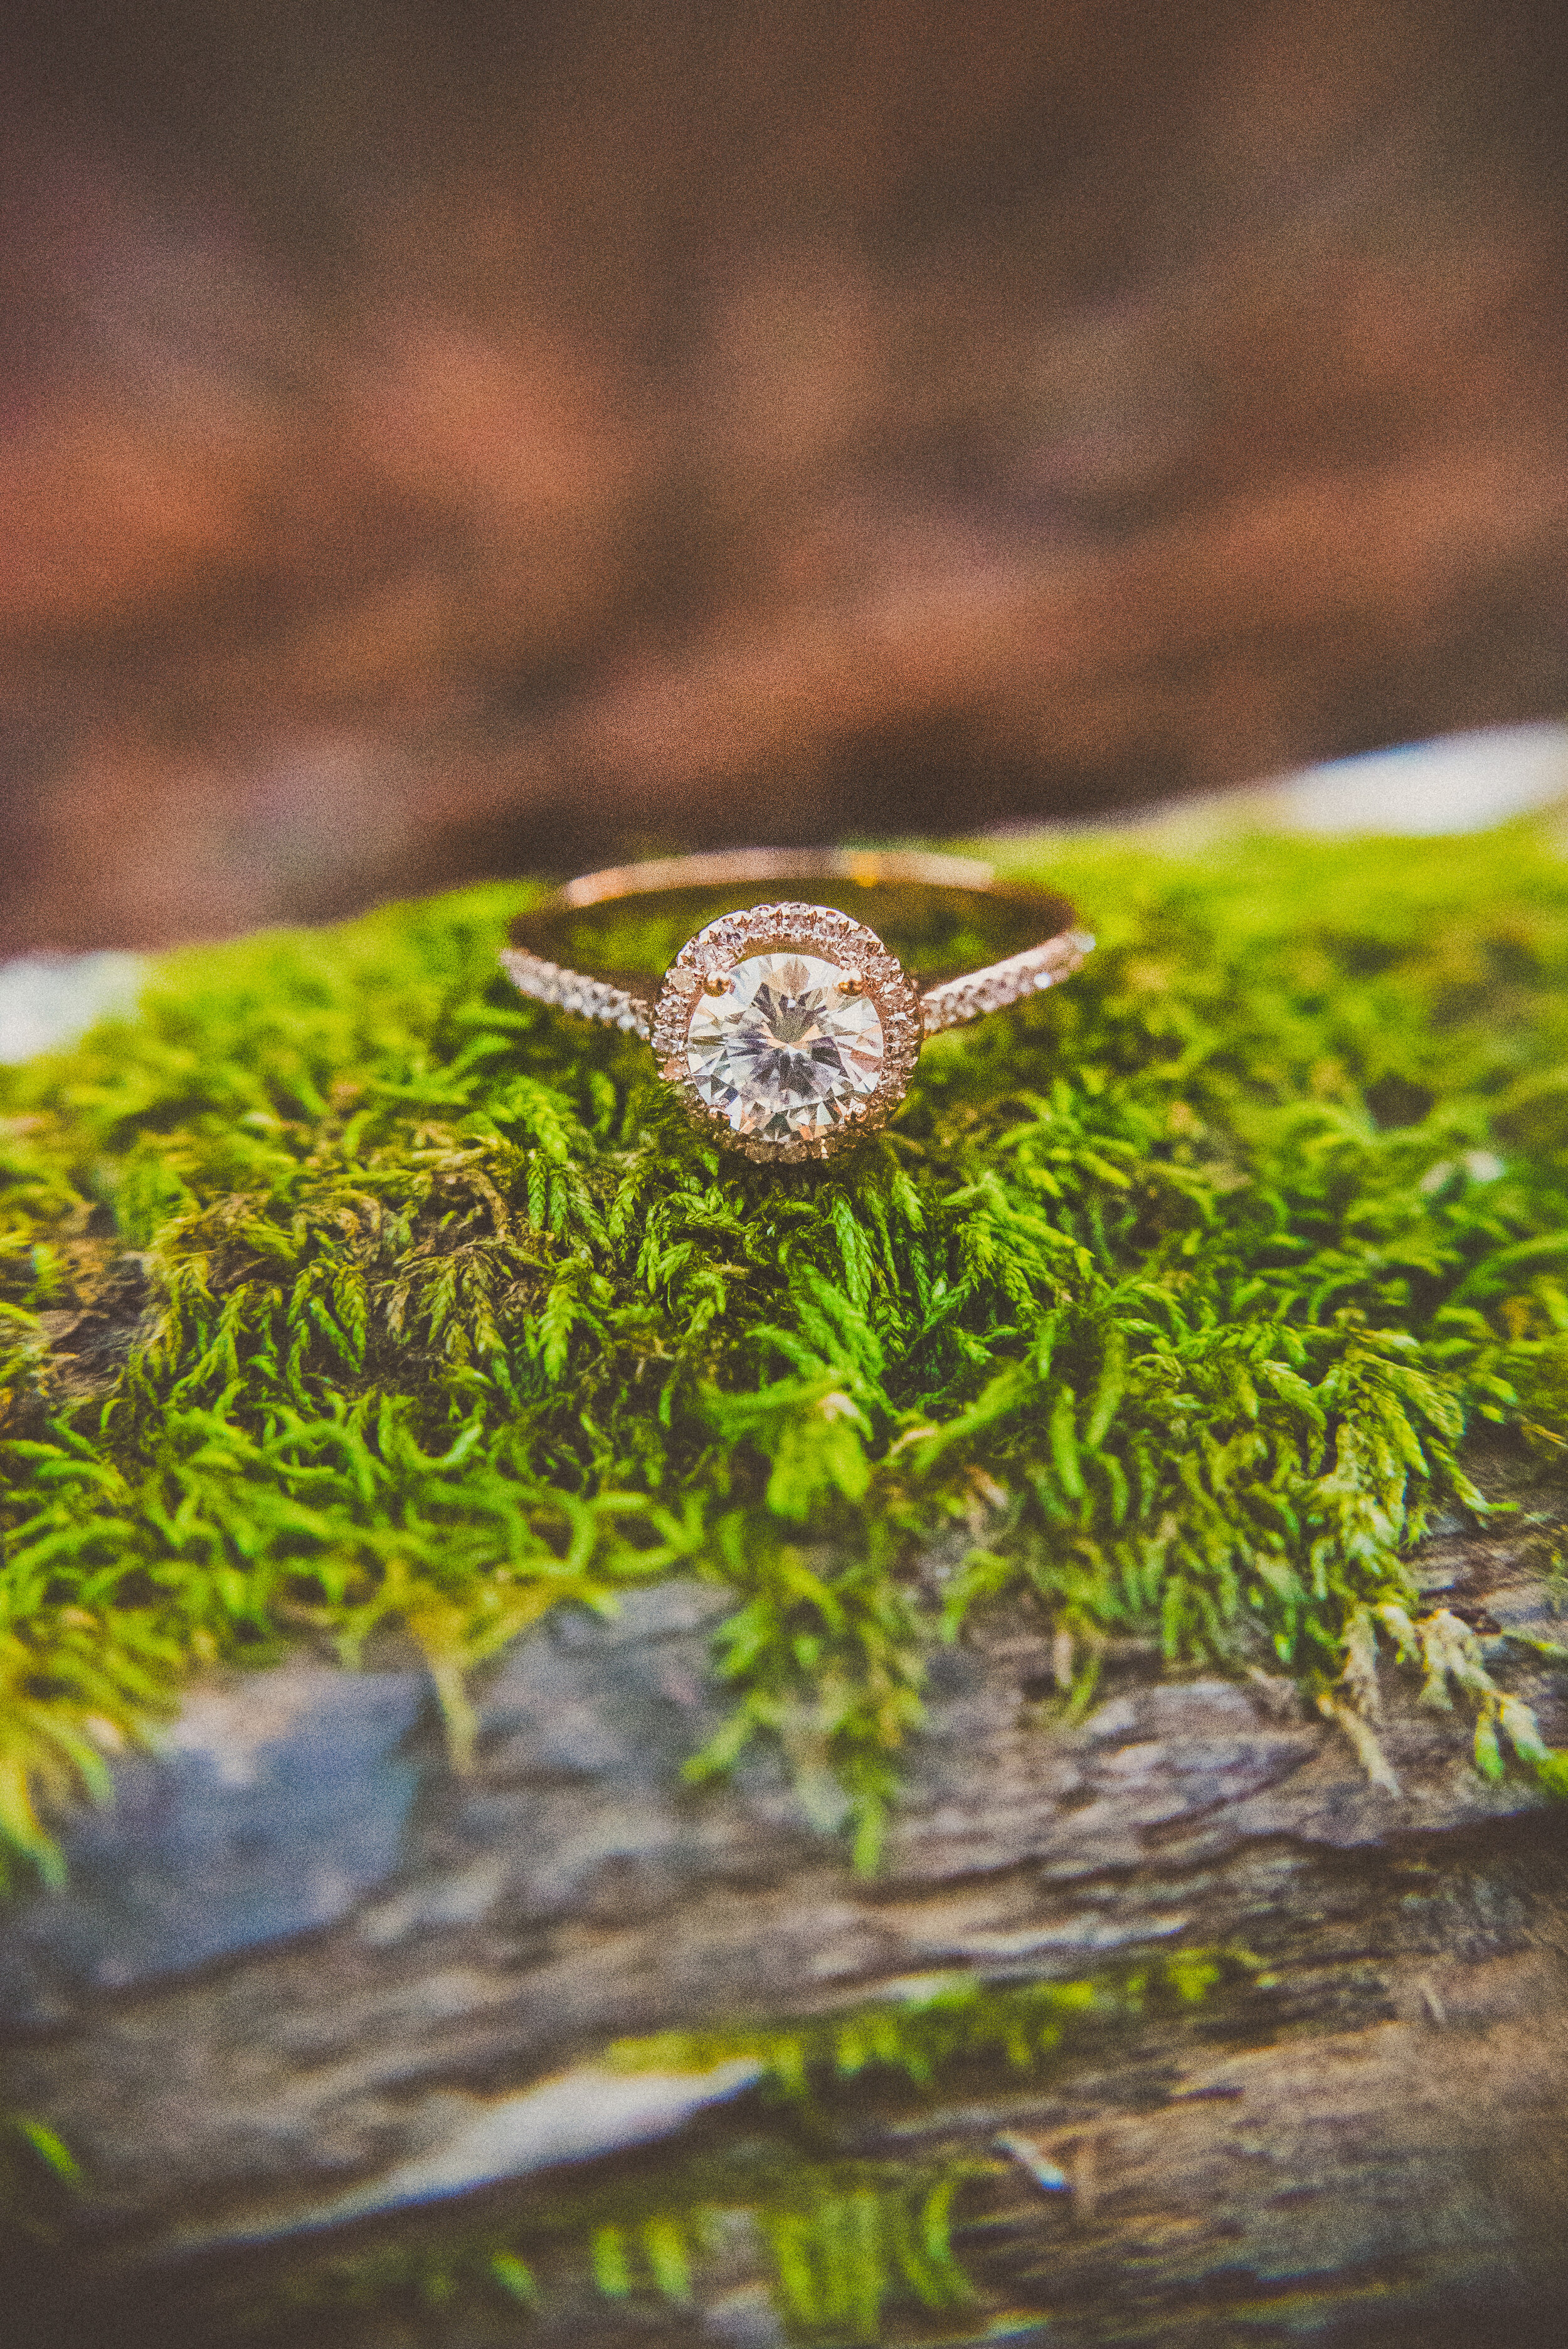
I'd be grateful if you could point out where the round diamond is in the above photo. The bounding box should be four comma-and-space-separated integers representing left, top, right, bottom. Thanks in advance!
686, 950, 885, 1142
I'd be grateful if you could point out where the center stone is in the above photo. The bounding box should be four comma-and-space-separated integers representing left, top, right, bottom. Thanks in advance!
686, 950, 885, 1141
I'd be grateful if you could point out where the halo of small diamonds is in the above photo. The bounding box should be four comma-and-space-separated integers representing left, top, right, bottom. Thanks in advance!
650, 903, 924, 1162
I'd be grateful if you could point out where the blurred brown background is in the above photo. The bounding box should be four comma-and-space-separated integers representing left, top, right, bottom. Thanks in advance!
2, 0, 1567, 952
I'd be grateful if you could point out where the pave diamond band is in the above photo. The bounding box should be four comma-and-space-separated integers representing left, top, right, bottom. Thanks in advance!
501, 850, 1093, 1163
495, 944, 657, 1038
495, 950, 654, 1039
919, 929, 1095, 1032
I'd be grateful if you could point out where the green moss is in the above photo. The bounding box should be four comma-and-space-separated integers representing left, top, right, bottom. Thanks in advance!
607, 1946, 1249, 2098
255, 2157, 977, 2346
582, 2171, 975, 2343
4, 820, 1568, 1877
0, 2106, 80, 2262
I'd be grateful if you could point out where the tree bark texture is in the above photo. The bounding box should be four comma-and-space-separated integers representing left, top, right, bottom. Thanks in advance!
3, 1500, 1566, 2346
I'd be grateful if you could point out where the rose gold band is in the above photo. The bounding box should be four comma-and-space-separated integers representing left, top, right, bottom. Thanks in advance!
501, 848, 1094, 1042
551, 847, 1000, 908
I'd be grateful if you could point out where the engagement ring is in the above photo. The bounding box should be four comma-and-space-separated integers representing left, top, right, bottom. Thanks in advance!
501, 850, 1094, 1164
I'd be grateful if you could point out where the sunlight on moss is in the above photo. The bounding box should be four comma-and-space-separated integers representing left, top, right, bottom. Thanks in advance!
4, 822, 1568, 1878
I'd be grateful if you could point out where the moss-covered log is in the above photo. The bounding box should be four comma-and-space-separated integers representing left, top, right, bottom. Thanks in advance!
3, 818, 1568, 2342
3, 1529, 1567, 2347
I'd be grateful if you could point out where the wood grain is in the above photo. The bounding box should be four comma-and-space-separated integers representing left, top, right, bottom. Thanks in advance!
3, 1500, 1565, 2345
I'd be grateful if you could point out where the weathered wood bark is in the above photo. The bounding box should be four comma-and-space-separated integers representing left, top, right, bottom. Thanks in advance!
3, 1500, 1566, 2346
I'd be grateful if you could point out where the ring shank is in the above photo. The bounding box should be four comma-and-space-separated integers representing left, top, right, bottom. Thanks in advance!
502, 849, 1092, 1039
554, 847, 1002, 908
